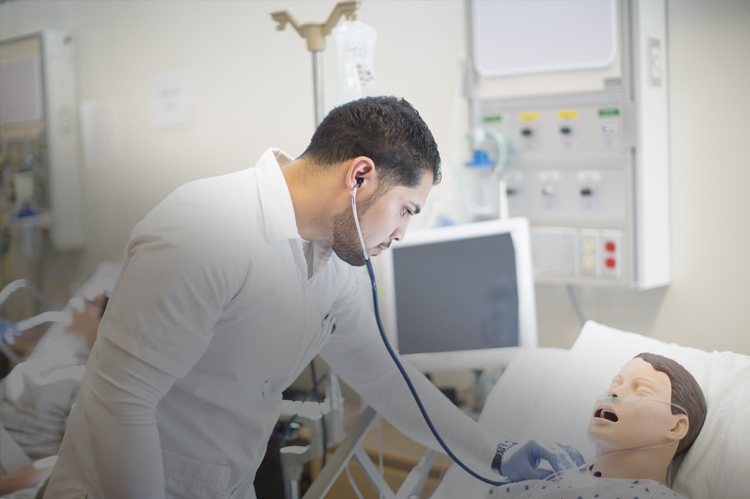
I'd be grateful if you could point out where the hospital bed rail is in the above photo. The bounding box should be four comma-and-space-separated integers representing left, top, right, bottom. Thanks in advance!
0, 279, 67, 366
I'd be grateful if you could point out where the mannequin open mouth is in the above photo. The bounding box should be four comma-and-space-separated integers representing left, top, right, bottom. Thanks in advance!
594, 408, 619, 422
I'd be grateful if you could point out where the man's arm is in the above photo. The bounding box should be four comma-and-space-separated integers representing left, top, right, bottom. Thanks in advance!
85, 337, 177, 498
321, 329, 499, 472
320, 265, 583, 480
67, 189, 242, 498
319, 268, 498, 473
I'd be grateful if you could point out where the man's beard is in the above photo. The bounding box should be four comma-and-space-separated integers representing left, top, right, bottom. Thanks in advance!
331, 190, 380, 267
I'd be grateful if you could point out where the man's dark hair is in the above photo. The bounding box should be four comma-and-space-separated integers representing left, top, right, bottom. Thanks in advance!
300, 96, 441, 189
635, 353, 707, 458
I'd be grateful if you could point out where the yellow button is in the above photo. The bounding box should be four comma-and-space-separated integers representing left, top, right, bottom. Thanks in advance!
557, 109, 580, 120
519, 112, 540, 122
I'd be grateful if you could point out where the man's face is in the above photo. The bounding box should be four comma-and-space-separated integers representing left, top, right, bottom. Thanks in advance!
587, 358, 684, 455
332, 172, 433, 267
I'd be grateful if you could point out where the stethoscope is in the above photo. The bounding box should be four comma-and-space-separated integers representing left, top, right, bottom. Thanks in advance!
351, 180, 507, 486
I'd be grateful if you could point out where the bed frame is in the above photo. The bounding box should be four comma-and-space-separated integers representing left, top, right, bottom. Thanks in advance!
301, 406, 440, 499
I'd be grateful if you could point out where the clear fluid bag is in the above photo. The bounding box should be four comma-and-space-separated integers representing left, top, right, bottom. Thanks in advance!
334, 20, 377, 105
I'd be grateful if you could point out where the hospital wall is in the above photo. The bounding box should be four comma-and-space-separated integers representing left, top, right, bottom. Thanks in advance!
1, 1, 748, 361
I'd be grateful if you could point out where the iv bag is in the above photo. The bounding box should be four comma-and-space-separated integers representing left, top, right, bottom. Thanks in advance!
334, 20, 377, 105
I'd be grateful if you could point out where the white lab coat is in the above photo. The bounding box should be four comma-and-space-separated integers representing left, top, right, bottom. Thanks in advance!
45, 149, 500, 499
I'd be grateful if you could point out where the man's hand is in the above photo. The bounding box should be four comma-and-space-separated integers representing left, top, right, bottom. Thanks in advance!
500, 440, 584, 482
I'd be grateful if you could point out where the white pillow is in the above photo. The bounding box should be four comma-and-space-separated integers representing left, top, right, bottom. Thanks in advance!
430, 321, 750, 499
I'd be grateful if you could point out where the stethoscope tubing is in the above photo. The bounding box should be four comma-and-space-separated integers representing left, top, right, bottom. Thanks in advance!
363, 259, 507, 486
351, 186, 506, 485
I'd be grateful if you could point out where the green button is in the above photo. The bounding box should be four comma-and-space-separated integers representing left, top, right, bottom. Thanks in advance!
483, 115, 502, 122
598, 108, 620, 117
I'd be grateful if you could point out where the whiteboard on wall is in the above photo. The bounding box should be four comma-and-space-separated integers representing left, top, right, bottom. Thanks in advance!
472, 0, 618, 78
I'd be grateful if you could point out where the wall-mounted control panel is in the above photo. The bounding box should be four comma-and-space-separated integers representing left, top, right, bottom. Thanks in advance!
480, 1, 670, 289
0, 31, 85, 251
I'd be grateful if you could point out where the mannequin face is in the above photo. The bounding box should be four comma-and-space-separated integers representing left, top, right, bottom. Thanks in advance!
587, 358, 687, 455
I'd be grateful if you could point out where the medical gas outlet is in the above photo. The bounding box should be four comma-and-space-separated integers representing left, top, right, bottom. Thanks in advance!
482, 76, 667, 287
579, 229, 622, 278
484, 94, 646, 287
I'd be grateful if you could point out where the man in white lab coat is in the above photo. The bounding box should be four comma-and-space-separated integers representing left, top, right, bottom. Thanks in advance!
46, 96, 581, 499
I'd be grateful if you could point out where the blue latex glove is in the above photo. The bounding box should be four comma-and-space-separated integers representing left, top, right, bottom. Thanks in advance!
501, 440, 585, 482
0, 318, 22, 345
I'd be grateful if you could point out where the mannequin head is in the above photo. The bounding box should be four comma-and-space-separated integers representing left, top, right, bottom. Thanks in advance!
633, 353, 707, 457
586, 353, 706, 481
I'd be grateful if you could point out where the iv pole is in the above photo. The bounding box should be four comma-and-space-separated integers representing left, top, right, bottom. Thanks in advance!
271, 1, 361, 126
270, 3, 361, 499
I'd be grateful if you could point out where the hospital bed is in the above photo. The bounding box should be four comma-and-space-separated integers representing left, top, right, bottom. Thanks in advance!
0, 261, 121, 498
307, 321, 750, 499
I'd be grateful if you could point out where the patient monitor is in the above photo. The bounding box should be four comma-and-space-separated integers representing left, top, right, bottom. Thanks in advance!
378, 217, 537, 373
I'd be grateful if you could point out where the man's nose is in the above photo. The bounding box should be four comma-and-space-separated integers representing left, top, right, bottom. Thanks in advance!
391, 219, 409, 242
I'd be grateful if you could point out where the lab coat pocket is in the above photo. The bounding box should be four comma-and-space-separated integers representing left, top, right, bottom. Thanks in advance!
162, 449, 230, 499
314, 314, 337, 351
289, 315, 337, 382
306, 315, 337, 362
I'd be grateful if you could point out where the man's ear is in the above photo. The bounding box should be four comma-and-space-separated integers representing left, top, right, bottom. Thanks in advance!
345, 157, 376, 195
667, 415, 689, 442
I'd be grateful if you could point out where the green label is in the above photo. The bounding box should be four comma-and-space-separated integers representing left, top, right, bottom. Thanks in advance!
483, 115, 502, 122
598, 108, 620, 117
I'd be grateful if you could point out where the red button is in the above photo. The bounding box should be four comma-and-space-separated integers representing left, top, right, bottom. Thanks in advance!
605, 241, 616, 252
605, 258, 616, 268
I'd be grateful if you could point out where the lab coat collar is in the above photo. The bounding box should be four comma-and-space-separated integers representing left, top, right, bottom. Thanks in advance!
255, 148, 335, 282
255, 148, 300, 243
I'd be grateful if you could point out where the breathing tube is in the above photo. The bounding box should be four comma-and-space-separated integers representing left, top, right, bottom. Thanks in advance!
350, 183, 507, 486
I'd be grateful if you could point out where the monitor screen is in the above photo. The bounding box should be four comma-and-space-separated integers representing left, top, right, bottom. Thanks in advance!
393, 232, 519, 354
378, 218, 537, 372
